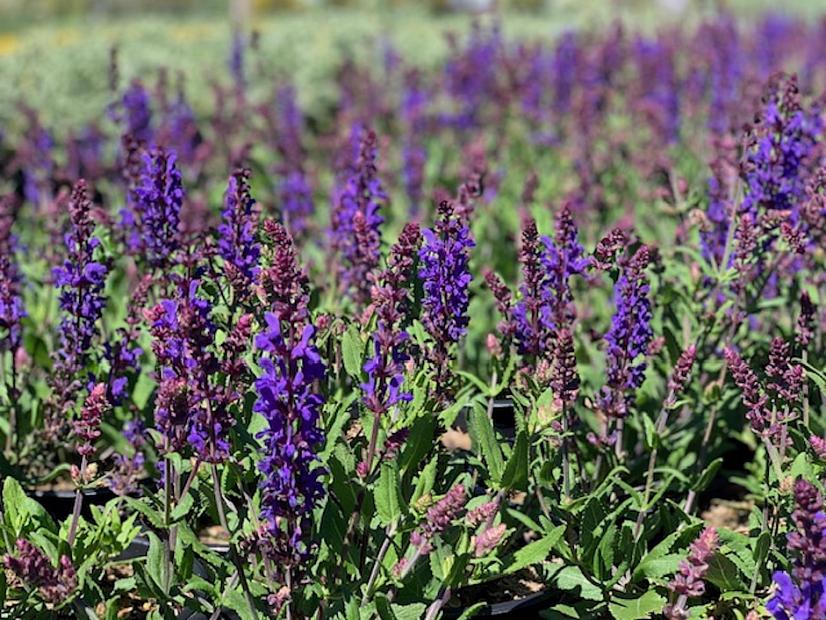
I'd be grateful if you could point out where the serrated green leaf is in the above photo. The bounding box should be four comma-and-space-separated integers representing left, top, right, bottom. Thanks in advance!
223, 589, 257, 620
468, 405, 504, 483
2, 477, 26, 531
145, 531, 168, 593
504, 525, 565, 575
342, 325, 363, 379
375, 463, 402, 525
411, 456, 438, 505
608, 590, 666, 619
553, 565, 602, 601
705, 553, 746, 592
171, 492, 194, 522
633, 554, 683, 581
500, 431, 528, 491
753, 531, 771, 570
391, 603, 427, 620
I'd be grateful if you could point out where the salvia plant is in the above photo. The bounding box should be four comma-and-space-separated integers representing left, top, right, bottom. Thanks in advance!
2, 8, 826, 620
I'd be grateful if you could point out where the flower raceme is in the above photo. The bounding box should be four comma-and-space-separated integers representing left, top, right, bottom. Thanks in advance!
4, 540, 77, 605
125, 146, 183, 267
53, 180, 109, 380
598, 244, 654, 419
361, 222, 421, 419
218, 167, 261, 286
0, 194, 24, 352
664, 527, 719, 619
331, 127, 386, 308
146, 280, 233, 462
768, 479, 826, 619
253, 222, 325, 565
419, 200, 474, 393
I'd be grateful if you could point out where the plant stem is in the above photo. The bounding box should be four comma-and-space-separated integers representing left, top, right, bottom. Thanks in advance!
424, 586, 452, 620
561, 402, 571, 501
361, 522, 397, 605
211, 463, 259, 620
179, 458, 202, 501
66, 455, 88, 547
633, 405, 670, 540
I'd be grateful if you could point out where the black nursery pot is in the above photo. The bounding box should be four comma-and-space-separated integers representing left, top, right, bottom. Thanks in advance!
27, 486, 117, 521
457, 398, 516, 441
443, 589, 554, 619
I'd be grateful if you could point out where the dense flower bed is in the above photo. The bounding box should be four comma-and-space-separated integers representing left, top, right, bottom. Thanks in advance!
1, 11, 826, 619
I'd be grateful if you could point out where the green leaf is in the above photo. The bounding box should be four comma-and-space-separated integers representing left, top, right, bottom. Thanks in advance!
633, 554, 683, 581
171, 492, 194, 522
789, 452, 811, 480
399, 414, 435, 475
125, 498, 165, 529
753, 531, 771, 573
375, 463, 402, 526
504, 525, 565, 575
608, 591, 666, 619
500, 432, 529, 491
553, 565, 602, 601
411, 456, 438, 506
145, 531, 168, 593
391, 603, 427, 620
2, 478, 27, 531
705, 553, 746, 592
223, 589, 257, 620
455, 370, 493, 396
468, 405, 504, 483
691, 457, 723, 492
342, 325, 363, 379
641, 414, 657, 450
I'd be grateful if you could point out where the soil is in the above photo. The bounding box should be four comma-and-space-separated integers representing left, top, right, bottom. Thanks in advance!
701, 499, 753, 534
31, 477, 76, 492
441, 428, 472, 451
199, 525, 230, 547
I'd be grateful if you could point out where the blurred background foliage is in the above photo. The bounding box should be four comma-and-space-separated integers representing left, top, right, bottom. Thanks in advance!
1, 0, 826, 133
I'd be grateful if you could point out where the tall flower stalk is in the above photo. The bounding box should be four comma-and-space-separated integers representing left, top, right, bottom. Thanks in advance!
124, 146, 183, 270
48, 180, 109, 442
598, 245, 653, 455
0, 195, 24, 455
768, 479, 826, 619
360, 223, 421, 476
419, 201, 474, 400
331, 127, 387, 308
254, 221, 325, 611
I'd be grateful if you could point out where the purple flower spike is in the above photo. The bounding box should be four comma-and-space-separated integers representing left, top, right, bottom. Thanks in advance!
47, 181, 109, 441
741, 75, 820, 225
254, 222, 325, 564
598, 245, 654, 419
219, 168, 260, 284
272, 85, 314, 238
126, 146, 183, 267
362, 223, 421, 421
768, 479, 826, 619
146, 281, 230, 461
4, 540, 77, 605
331, 127, 386, 308
513, 217, 553, 362
664, 527, 719, 619
419, 201, 474, 395
73, 383, 109, 458
0, 195, 25, 353
411, 484, 467, 555
120, 80, 153, 145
